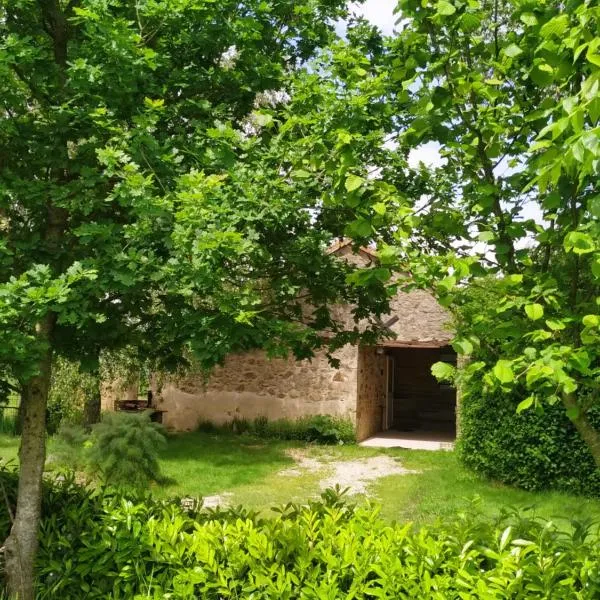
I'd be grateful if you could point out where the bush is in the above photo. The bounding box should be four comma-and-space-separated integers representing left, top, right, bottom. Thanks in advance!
458, 383, 600, 496
0, 465, 599, 599
47, 357, 97, 432
0, 407, 19, 436
86, 411, 167, 488
47, 424, 89, 471
203, 415, 356, 444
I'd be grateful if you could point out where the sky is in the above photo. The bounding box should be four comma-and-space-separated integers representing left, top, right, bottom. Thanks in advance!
341, 2, 446, 169
348, 0, 397, 36
341, 2, 543, 226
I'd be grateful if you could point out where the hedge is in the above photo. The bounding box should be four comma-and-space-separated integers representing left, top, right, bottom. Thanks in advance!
1, 466, 599, 598
458, 385, 600, 496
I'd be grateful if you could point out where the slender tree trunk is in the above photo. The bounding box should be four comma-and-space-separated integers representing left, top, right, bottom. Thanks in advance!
4, 318, 53, 600
83, 368, 101, 429
562, 392, 600, 469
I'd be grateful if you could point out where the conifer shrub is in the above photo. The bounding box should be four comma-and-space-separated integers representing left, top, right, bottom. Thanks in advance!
86, 411, 167, 488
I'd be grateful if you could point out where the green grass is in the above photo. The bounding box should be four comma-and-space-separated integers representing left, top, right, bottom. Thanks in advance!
156, 432, 299, 498
1, 432, 599, 525
0, 434, 19, 464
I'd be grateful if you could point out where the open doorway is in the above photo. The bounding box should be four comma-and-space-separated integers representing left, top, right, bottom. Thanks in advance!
382, 345, 456, 438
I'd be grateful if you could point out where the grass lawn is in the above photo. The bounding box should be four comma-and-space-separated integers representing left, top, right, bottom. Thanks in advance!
1, 431, 599, 525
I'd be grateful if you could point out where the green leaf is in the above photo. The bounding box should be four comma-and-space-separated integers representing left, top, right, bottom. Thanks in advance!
520, 13, 537, 26
431, 361, 455, 381
545, 319, 565, 331
582, 314, 599, 328
372, 202, 386, 216
524, 303, 544, 321
436, 0, 456, 16
452, 338, 473, 356
516, 396, 534, 413
494, 360, 515, 384
503, 44, 523, 58
530, 64, 554, 86
566, 406, 580, 421
345, 174, 365, 193
540, 14, 569, 39
292, 169, 311, 179
349, 218, 372, 237
564, 231, 595, 254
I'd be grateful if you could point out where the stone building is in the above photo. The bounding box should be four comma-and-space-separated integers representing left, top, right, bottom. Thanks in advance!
102, 241, 456, 442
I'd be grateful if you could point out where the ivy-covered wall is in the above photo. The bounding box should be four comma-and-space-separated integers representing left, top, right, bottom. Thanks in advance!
458, 385, 600, 497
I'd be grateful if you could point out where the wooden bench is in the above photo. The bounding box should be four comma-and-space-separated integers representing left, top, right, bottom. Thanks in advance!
114, 400, 167, 424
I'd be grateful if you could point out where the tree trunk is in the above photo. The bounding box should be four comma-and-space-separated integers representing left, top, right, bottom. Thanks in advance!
562, 392, 600, 469
3, 319, 53, 600
83, 369, 101, 429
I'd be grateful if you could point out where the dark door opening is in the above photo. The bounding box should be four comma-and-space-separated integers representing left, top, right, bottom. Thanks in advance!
384, 346, 456, 437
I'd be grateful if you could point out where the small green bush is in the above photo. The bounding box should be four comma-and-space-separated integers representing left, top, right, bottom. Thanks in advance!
47, 424, 89, 471
0, 465, 599, 599
203, 415, 356, 444
47, 357, 96, 432
87, 411, 167, 488
0, 407, 19, 436
458, 383, 600, 496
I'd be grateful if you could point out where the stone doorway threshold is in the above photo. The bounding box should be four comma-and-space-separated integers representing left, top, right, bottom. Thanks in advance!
359, 430, 455, 451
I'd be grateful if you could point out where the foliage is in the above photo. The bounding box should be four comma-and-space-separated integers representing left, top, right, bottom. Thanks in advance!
459, 383, 600, 497
47, 424, 90, 473
46, 357, 98, 433
0, 1, 398, 589
0, 409, 19, 437
87, 412, 167, 489
199, 415, 356, 444
0, 466, 598, 598
363, 0, 600, 465
446, 278, 600, 495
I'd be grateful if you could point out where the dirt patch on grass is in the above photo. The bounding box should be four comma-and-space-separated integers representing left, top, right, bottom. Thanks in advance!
281, 449, 418, 495
202, 492, 233, 508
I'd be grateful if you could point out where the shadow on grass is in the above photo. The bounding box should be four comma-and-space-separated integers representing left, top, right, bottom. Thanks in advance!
156, 432, 297, 497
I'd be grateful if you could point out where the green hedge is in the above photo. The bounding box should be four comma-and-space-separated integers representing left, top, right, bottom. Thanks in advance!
458, 386, 600, 496
1, 466, 600, 598
197, 414, 356, 444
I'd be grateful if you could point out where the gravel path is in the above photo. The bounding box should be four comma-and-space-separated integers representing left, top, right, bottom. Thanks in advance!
199, 449, 417, 508
281, 449, 417, 495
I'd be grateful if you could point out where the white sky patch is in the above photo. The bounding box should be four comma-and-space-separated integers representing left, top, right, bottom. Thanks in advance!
349, 0, 398, 35
407, 141, 446, 169
337, 0, 398, 36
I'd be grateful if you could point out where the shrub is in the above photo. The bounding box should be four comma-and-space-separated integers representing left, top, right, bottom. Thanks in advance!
0, 466, 599, 599
87, 411, 167, 488
203, 415, 356, 444
458, 383, 600, 496
47, 357, 96, 432
47, 424, 89, 471
0, 407, 19, 436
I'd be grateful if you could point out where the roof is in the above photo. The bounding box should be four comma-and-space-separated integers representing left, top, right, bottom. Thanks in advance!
326, 238, 378, 259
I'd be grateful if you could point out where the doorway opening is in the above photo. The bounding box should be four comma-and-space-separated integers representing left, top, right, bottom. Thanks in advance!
381, 345, 456, 441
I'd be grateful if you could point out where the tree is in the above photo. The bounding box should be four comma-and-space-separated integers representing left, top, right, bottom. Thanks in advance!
0, 1, 403, 596
374, 0, 600, 464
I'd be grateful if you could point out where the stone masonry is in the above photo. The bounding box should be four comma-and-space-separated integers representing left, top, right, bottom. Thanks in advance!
102, 241, 454, 440
155, 345, 358, 431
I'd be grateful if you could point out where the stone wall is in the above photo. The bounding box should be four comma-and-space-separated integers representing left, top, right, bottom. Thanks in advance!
356, 346, 386, 441
326, 244, 453, 345
101, 378, 139, 411
386, 289, 453, 344
153, 345, 359, 431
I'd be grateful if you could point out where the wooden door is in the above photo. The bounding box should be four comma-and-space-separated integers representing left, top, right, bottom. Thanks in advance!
384, 355, 394, 430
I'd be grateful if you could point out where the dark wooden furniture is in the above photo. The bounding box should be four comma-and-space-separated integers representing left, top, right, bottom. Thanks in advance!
114, 399, 167, 424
